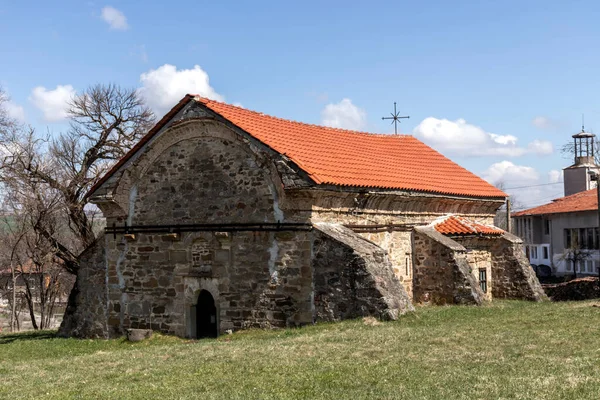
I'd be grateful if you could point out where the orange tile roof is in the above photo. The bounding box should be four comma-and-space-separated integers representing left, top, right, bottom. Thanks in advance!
88, 96, 507, 199
512, 189, 598, 217
434, 215, 505, 236
198, 98, 506, 198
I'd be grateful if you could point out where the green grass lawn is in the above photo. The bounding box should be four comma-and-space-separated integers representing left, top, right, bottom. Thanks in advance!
1, 301, 600, 400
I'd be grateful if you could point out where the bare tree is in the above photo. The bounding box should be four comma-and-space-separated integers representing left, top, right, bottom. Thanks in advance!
493, 181, 525, 231
0, 213, 28, 332
559, 243, 593, 280
561, 139, 600, 165
0, 84, 154, 325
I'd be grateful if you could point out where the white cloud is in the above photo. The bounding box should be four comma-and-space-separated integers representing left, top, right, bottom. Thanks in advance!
4, 100, 25, 122
532, 116, 560, 130
101, 6, 129, 30
413, 117, 553, 157
527, 139, 553, 155
139, 64, 224, 115
482, 161, 564, 209
29, 85, 76, 122
321, 98, 367, 130
483, 161, 539, 186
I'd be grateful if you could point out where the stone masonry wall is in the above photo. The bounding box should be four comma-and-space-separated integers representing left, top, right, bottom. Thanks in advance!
453, 237, 495, 301
490, 233, 547, 301
312, 223, 414, 321
58, 238, 108, 338
101, 122, 313, 337
358, 230, 414, 298
412, 227, 485, 305
106, 230, 312, 337
304, 192, 504, 302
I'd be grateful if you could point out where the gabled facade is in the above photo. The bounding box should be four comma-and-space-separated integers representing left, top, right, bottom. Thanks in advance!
59, 96, 546, 339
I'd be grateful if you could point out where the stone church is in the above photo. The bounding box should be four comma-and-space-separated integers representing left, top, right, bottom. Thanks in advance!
60, 95, 546, 339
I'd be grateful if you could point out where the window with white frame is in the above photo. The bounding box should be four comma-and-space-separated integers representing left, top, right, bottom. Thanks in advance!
531, 246, 538, 259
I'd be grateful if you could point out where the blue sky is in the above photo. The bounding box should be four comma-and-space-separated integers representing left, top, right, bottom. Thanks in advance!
2, 1, 600, 208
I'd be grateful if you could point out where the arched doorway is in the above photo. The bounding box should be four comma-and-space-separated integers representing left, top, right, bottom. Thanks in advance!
196, 290, 217, 338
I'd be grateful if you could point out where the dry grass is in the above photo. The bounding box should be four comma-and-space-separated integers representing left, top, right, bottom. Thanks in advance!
1, 300, 600, 399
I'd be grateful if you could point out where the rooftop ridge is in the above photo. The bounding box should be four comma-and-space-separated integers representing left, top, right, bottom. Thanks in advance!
193, 95, 413, 139
512, 188, 597, 216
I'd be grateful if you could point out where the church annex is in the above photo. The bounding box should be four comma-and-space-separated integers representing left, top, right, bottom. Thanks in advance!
60, 96, 546, 339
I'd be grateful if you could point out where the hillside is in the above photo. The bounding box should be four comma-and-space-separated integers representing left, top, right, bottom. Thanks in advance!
1, 301, 600, 399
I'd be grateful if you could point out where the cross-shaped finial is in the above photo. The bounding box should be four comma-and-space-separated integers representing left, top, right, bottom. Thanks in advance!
381, 102, 409, 134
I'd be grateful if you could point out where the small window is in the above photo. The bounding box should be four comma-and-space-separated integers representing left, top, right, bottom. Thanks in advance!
565, 229, 572, 248
544, 219, 550, 235
479, 269, 487, 293
405, 257, 410, 276
543, 247, 549, 259
566, 261, 572, 271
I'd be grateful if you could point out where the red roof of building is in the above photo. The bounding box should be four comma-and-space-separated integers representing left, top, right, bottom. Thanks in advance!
512, 189, 597, 217
434, 215, 505, 236
88, 96, 507, 199
0, 259, 40, 275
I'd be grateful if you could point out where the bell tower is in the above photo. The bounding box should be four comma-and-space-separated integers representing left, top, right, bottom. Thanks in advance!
563, 125, 599, 196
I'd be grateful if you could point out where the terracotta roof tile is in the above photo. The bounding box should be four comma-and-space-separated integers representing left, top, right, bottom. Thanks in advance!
198, 98, 506, 198
512, 189, 598, 217
88, 96, 507, 199
434, 215, 504, 236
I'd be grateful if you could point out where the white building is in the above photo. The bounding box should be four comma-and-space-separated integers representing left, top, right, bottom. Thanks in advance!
512, 129, 599, 277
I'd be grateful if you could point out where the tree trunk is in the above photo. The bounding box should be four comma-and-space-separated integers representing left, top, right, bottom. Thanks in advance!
58, 273, 80, 337
39, 274, 45, 330
10, 261, 16, 332
22, 278, 38, 330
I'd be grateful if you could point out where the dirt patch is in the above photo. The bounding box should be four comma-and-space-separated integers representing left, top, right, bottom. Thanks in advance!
362, 316, 382, 326
543, 277, 600, 301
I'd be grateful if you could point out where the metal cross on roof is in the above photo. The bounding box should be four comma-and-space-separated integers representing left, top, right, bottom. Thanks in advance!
381, 102, 409, 134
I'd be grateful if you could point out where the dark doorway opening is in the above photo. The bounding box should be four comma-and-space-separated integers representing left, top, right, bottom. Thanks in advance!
196, 290, 218, 338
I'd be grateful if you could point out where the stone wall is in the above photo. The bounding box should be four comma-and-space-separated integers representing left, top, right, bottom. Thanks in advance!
304, 191, 505, 301
99, 122, 314, 337
443, 234, 546, 302
104, 229, 313, 338
312, 223, 413, 321
358, 230, 414, 298
412, 227, 485, 305
489, 233, 547, 301
58, 238, 108, 338
453, 237, 495, 301
132, 135, 279, 225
